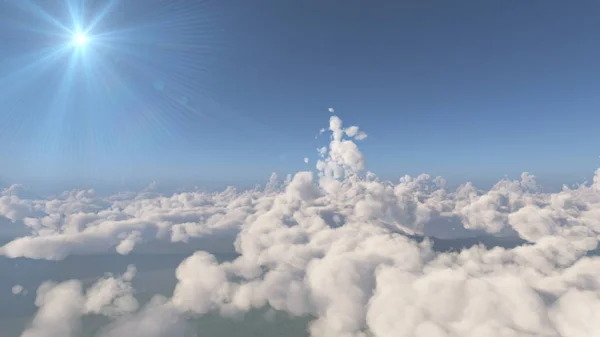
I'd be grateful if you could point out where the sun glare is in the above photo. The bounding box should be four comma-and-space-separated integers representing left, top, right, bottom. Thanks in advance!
73, 32, 88, 46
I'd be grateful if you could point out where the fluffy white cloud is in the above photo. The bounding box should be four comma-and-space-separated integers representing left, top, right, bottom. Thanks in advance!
19, 266, 138, 337
98, 297, 192, 337
6, 113, 600, 336
0, 185, 34, 222
166, 226, 600, 337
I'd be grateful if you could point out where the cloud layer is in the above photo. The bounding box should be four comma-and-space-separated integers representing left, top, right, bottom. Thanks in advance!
4, 112, 600, 336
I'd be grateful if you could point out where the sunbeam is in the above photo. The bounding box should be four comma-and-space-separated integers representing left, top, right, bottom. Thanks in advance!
0, 0, 222, 176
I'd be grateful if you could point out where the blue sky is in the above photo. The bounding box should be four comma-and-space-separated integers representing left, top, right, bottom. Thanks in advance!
1, 0, 599, 192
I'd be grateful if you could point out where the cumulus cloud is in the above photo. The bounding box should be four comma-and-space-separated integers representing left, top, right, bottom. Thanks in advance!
1, 185, 34, 222
98, 297, 193, 337
6, 112, 600, 336
19, 266, 138, 337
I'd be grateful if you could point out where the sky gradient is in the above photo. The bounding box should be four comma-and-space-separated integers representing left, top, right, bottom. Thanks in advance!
1, 0, 599, 193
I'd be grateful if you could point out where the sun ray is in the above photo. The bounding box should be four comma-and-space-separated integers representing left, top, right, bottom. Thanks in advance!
85, 0, 119, 32
0, 0, 231, 169
0, 45, 71, 102
18, 0, 71, 33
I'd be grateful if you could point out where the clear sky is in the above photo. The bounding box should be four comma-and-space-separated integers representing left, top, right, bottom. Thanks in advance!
1, 0, 599, 192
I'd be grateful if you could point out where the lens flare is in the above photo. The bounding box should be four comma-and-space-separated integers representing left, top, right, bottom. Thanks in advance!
0, 0, 223, 171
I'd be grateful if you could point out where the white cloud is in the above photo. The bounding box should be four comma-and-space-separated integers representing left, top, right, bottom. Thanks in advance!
345, 126, 359, 137
0, 186, 34, 222
6, 113, 600, 336
20, 280, 85, 337
354, 131, 368, 140
19, 266, 138, 337
12, 284, 24, 295
98, 298, 191, 337
115, 231, 142, 255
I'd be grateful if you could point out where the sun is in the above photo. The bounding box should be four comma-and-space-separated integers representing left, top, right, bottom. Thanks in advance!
73, 32, 88, 46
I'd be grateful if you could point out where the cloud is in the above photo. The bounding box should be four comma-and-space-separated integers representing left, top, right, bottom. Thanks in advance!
354, 131, 367, 140
6, 113, 600, 336
0, 186, 34, 222
98, 297, 192, 337
12, 284, 24, 295
166, 225, 600, 337
19, 266, 138, 337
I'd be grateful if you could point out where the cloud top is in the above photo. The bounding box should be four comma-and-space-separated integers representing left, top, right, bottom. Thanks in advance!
4, 110, 600, 336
